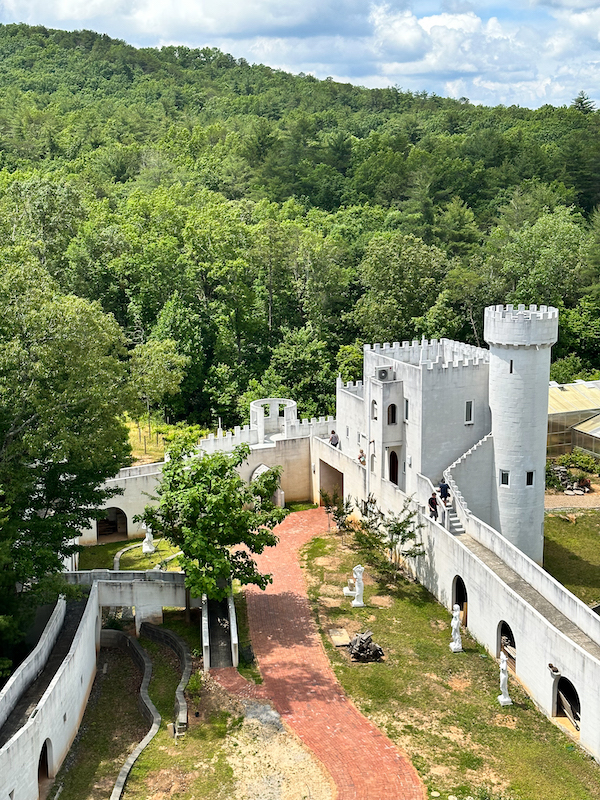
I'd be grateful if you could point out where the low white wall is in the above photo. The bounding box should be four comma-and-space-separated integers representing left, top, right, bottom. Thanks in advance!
0, 585, 100, 800
0, 598, 66, 730
414, 512, 600, 760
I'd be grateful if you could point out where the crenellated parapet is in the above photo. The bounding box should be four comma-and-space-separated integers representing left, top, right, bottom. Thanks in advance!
364, 337, 489, 370
484, 304, 558, 348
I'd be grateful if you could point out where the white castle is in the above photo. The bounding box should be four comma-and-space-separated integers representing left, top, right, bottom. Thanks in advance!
5, 303, 600, 799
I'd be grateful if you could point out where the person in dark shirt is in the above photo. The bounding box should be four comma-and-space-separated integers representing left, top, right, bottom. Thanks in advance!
428, 492, 438, 520
439, 479, 450, 506
329, 430, 339, 448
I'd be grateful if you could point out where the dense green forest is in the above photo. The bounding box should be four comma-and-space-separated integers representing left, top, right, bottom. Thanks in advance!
1, 23, 600, 428
3, 21, 600, 667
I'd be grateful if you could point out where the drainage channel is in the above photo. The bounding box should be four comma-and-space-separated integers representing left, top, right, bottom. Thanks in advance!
207, 598, 232, 669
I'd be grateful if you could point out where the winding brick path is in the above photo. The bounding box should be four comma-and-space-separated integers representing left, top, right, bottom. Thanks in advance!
212, 508, 425, 800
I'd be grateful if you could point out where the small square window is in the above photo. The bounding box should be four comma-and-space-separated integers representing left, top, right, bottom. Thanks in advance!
404, 398, 409, 421
465, 400, 473, 424
526, 471, 534, 486
500, 470, 510, 486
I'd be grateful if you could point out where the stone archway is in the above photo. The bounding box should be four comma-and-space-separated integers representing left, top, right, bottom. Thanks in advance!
497, 620, 516, 671
96, 507, 128, 540
555, 677, 581, 732
453, 575, 468, 626
38, 738, 53, 800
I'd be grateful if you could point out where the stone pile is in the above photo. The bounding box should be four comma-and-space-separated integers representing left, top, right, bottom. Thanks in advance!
549, 464, 591, 495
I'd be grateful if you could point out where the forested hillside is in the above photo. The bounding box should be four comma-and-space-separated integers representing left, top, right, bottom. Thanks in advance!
2, 22, 600, 427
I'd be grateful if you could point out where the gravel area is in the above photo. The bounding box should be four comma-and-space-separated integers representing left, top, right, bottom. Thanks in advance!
545, 483, 600, 510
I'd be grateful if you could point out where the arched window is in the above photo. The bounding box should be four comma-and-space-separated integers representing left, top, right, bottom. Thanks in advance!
371, 400, 378, 420
387, 404, 397, 424
389, 451, 399, 485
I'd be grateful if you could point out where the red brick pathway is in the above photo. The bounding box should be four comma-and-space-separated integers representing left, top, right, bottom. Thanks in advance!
212, 508, 425, 800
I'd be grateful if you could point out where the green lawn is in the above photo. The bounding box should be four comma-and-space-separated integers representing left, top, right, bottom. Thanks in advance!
303, 533, 600, 800
78, 538, 181, 571
544, 511, 600, 607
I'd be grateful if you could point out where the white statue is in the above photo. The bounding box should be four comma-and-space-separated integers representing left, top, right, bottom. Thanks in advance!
142, 524, 156, 554
351, 564, 365, 607
498, 651, 513, 706
449, 604, 463, 652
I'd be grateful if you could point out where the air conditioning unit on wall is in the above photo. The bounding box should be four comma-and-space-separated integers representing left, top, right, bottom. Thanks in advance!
376, 366, 394, 381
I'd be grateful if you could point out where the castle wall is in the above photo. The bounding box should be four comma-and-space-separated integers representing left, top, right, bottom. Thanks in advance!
445, 434, 494, 524
420, 359, 490, 482
0, 585, 99, 800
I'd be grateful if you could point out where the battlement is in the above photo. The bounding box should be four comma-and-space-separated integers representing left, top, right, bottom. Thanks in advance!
365, 337, 489, 371
484, 304, 558, 348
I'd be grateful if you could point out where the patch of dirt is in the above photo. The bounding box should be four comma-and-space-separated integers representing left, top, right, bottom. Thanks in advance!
494, 714, 518, 729
319, 583, 343, 597
319, 597, 343, 608
314, 556, 341, 569
370, 595, 392, 608
430, 619, 448, 631
226, 700, 334, 800
189, 673, 243, 723
447, 676, 471, 692
146, 768, 199, 799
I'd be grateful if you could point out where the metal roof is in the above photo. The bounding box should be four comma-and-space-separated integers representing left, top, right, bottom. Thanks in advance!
572, 413, 600, 437
548, 381, 600, 416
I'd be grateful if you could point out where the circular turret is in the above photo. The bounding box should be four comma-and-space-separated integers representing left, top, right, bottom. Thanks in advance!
484, 304, 558, 564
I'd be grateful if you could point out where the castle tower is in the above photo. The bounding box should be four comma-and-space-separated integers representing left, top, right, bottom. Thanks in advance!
484, 304, 558, 564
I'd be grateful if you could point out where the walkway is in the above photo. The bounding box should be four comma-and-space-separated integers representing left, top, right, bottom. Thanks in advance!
212, 508, 425, 800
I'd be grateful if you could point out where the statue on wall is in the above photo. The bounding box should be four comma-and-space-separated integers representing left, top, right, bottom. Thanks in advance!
449, 604, 463, 652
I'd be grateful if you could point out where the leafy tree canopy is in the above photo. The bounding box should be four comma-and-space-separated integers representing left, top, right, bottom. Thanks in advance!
137, 439, 286, 599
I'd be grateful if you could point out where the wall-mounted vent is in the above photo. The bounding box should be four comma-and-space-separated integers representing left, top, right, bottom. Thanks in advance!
376, 366, 394, 382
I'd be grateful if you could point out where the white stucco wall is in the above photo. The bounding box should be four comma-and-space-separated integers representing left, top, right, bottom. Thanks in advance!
0, 585, 100, 800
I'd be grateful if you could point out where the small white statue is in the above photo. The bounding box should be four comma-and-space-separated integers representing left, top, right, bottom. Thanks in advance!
142, 524, 156, 554
449, 604, 463, 652
498, 651, 513, 706
351, 564, 365, 607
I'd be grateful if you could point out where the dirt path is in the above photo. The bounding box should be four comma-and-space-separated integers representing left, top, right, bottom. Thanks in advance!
214, 508, 425, 800
545, 483, 600, 509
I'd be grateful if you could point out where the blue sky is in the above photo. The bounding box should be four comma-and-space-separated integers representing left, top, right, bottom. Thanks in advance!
0, 0, 599, 108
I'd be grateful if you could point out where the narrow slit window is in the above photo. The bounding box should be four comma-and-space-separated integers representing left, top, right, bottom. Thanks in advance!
526, 471, 534, 486
465, 400, 473, 424
404, 398, 409, 421
509, 359, 513, 374
500, 470, 510, 486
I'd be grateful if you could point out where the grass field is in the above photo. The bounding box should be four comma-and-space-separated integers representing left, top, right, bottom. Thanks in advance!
544, 510, 600, 607
302, 532, 600, 800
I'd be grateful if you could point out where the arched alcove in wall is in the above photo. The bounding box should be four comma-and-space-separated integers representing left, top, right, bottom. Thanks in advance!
38, 738, 54, 797
555, 677, 581, 732
497, 620, 516, 671
96, 507, 128, 540
452, 575, 468, 626
387, 403, 397, 424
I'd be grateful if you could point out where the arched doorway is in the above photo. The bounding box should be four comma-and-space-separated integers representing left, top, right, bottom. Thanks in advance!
497, 621, 516, 671
389, 451, 399, 485
38, 739, 53, 799
453, 576, 468, 626
96, 507, 128, 540
556, 677, 581, 731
